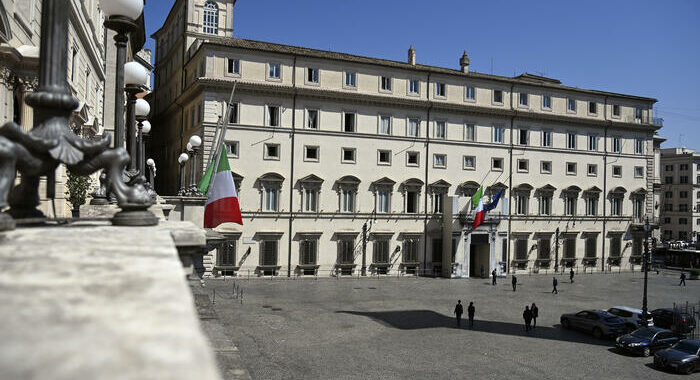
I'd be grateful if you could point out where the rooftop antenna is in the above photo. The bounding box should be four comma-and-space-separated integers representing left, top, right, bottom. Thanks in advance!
490, 57, 493, 75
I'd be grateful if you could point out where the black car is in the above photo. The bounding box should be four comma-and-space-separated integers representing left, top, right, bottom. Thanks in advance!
560, 310, 627, 339
615, 327, 681, 356
651, 308, 697, 334
654, 340, 700, 374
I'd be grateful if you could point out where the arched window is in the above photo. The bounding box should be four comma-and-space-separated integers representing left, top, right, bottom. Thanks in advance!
203, 1, 219, 35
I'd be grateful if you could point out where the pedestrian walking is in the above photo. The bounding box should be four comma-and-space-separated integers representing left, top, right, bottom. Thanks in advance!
481, 265, 485, 279
467, 302, 475, 328
512, 275, 517, 291
552, 276, 558, 294
531, 303, 539, 329
523, 306, 533, 332
492, 269, 497, 286
679, 271, 687, 286
569, 268, 574, 283
454, 300, 463, 327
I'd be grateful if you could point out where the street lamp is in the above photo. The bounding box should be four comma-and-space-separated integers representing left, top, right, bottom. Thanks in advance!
146, 158, 156, 189
139, 120, 151, 177
555, 227, 560, 273
101, 0, 144, 149
177, 153, 189, 196
187, 135, 203, 196
642, 216, 651, 326
124, 61, 149, 173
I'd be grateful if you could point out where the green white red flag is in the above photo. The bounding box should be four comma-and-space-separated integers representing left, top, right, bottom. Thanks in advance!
202, 148, 243, 228
473, 192, 485, 229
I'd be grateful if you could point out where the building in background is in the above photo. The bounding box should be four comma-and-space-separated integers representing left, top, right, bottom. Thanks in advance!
659, 147, 700, 243
151, 0, 663, 277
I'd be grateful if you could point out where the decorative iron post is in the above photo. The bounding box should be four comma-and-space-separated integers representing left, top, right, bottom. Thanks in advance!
177, 153, 189, 196
124, 85, 140, 173
642, 216, 650, 326
103, 16, 138, 149
555, 227, 560, 273
186, 135, 203, 197
361, 222, 367, 276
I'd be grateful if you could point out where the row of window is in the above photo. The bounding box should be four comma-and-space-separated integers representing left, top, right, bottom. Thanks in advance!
217, 236, 423, 269
255, 179, 642, 218
664, 163, 699, 171
233, 141, 645, 178
662, 217, 697, 225
513, 235, 639, 262
663, 175, 694, 184
227, 104, 647, 154
662, 204, 698, 212
514, 193, 644, 218
219, 233, 641, 270
664, 190, 697, 199
663, 230, 696, 241
223, 58, 646, 121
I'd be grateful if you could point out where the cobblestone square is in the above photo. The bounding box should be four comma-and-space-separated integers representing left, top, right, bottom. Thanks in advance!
205, 271, 698, 380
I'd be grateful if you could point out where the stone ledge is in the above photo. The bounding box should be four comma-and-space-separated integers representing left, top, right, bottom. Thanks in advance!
0, 223, 221, 380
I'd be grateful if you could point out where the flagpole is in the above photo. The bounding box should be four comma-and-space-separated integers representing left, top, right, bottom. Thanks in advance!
202, 82, 238, 197
206, 82, 237, 171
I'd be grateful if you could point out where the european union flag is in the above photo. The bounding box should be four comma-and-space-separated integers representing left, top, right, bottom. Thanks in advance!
484, 188, 505, 212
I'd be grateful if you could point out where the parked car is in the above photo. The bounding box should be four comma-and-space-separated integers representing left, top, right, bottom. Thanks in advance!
654, 340, 700, 374
560, 310, 627, 339
607, 306, 654, 332
615, 327, 681, 356
651, 308, 697, 334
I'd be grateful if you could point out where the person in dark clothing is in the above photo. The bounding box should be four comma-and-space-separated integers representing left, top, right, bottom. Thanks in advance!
569, 268, 574, 283
523, 306, 533, 332
467, 302, 475, 328
492, 269, 497, 285
454, 300, 463, 327
481, 265, 485, 279
552, 277, 558, 294
679, 272, 687, 286
531, 303, 539, 329
512, 275, 517, 291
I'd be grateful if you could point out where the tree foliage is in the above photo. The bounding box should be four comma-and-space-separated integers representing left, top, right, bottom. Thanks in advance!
66, 171, 91, 210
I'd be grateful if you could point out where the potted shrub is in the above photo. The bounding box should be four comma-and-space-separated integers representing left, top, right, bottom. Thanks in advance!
66, 172, 91, 218
690, 268, 700, 280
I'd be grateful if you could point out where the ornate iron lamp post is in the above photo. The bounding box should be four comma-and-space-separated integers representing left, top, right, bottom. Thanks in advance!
642, 216, 651, 326
177, 153, 189, 196
101, 0, 143, 150
0, 0, 156, 230
555, 227, 560, 273
146, 158, 155, 189
186, 135, 203, 197
138, 120, 150, 176
124, 61, 149, 174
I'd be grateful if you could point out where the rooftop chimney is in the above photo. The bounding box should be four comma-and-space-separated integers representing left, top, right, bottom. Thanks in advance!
408, 46, 416, 65
460, 51, 470, 73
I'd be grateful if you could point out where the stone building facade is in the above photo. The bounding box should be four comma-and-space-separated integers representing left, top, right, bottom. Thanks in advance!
659, 148, 700, 243
151, 0, 663, 277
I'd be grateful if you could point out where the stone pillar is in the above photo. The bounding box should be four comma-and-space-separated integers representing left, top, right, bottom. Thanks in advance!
441, 195, 454, 278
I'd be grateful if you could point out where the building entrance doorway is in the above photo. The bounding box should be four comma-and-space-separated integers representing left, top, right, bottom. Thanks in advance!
469, 234, 490, 278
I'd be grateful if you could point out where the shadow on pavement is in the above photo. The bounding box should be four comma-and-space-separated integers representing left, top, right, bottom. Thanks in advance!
337, 309, 613, 347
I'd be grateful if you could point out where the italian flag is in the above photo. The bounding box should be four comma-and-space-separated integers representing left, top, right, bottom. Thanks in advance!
201, 149, 243, 228
473, 191, 485, 229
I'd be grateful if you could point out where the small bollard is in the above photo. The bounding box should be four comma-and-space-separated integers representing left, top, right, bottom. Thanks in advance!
240, 289, 243, 304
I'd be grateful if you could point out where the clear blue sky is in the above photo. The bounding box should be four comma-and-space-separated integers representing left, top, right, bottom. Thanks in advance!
144, 0, 700, 150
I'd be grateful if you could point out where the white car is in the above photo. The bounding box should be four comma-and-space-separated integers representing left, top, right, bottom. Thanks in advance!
607, 306, 654, 332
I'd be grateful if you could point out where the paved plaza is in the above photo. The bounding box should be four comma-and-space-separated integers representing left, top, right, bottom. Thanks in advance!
204, 271, 699, 380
